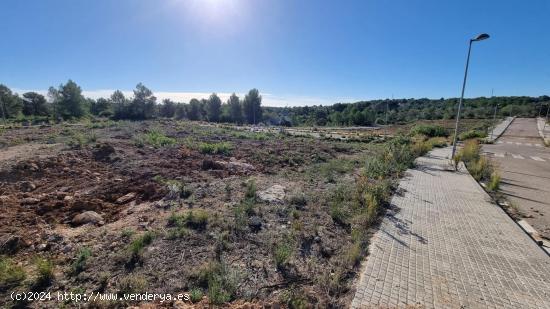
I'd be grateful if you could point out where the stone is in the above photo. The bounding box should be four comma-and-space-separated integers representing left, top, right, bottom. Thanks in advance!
116, 192, 136, 204
21, 197, 40, 205
0, 235, 21, 254
249, 216, 262, 232
92, 143, 116, 162
258, 185, 286, 204
20, 181, 36, 192
37, 243, 49, 251
71, 211, 103, 226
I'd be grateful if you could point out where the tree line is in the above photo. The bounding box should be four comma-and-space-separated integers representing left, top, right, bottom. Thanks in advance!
1, 80, 549, 126
0, 80, 263, 125
265, 96, 550, 126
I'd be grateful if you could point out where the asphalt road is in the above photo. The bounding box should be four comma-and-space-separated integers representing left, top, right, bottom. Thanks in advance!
484, 118, 550, 239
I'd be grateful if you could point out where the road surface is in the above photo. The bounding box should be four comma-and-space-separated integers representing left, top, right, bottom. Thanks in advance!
483, 118, 550, 239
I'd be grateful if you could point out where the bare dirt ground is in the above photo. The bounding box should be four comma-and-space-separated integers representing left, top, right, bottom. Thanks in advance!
1, 120, 391, 308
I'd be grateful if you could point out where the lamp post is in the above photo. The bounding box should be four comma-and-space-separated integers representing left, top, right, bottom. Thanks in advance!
490, 103, 498, 140
451, 33, 490, 160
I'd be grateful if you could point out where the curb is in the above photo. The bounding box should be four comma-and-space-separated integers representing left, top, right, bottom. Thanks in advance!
487, 116, 515, 143
536, 117, 550, 146
461, 153, 550, 256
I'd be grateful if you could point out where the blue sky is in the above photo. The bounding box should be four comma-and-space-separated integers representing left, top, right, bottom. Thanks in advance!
1, 0, 549, 106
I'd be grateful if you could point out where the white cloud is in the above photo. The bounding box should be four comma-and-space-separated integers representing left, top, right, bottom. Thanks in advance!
12, 88, 354, 107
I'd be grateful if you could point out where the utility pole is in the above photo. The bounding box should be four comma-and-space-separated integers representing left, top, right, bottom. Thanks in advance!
544, 104, 550, 131
491, 104, 498, 140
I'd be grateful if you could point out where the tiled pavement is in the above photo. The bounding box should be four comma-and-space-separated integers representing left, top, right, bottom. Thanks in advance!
351, 147, 550, 308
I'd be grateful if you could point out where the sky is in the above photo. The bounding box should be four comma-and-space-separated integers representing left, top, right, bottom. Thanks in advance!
1, 0, 549, 106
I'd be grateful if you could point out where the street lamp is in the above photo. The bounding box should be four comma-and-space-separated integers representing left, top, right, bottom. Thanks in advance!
451, 33, 490, 160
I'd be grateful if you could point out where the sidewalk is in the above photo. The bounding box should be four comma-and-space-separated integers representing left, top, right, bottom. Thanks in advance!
487, 117, 514, 142
351, 147, 550, 309
536, 117, 550, 145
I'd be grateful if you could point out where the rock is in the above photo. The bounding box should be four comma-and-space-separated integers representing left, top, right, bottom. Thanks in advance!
0, 195, 9, 203
249, 216, 262, 232
0, 235, 21, 254
218, 159, 256, 173
201, 159, 224, 170
37, 243, 49, 251
116, 192, 136, 204
29, 163, 39, 171
47, 234, 63, 243
258, 185, 286, 204
93, 143, 116, 162
71, 211, 104, 226
20, 181, 36, 192
21, 197, 40, 205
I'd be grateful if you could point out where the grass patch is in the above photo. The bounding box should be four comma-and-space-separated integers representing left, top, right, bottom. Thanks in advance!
487, 171, 501, 191
411, 124, 448, 137
459, 129, 487, 141
168, 210, 209, 232
135, 128, 176, 148
273, 234, 296, 269
0, 256, 26, 291
71, 247, 92, 275
193, 261, 239, 305
117, 274, 148, 294
126, 231, 155, 267
67, 132, 97, 149
33, 257, 54, 288
199, 142, 232, 155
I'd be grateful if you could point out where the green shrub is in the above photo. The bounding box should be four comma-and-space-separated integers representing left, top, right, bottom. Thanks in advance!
459, 129, 487, 141
67, 132, 97, 149
426, 137, 448, 148
244, 180, 257, 201
199, 142, 232, 155
138, 129, 176, 148
71, 247, 91, 275
0, 256, 26, 290
288, 193, 307, 207
411, 124, 448, 137
168, 210, 208, 231
460, 140, 481, 162
469, 156, 492, 181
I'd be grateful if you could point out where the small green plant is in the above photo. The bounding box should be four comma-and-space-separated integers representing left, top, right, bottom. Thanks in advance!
71, 247, 92, 275
34, 257, 54, 288
487, 171, 501, 191
410, 124, 448, 137
199, 142, 232, 155
117, 274, 148, 294
137, 128, 176, 148
189, 288, 204, 303
273, 235, 295, 269
0, 256, 26, 290
194, 261, 239, 305
168, 210, 208, 231
126, 231, 155, 266
121, 228, 135, 238
459, 129, 487, 141
67, 132, 96, 149
244, 180, 257, 201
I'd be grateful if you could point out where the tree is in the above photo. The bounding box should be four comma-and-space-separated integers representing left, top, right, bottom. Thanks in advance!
227, 93, 242, 124
0, 84, 22, 119
57, 80, 86, 119
242, 88, 262, 124
159, 99, 176, 118
130, 83, 157, 119
22, 92, 48, 116
90, 98, 112, 117
206, 93, 222, 122
188, 99, 202, 121
111, 90, 128, 119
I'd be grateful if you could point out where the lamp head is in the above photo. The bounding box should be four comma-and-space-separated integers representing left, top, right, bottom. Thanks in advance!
472, 33, 490, 42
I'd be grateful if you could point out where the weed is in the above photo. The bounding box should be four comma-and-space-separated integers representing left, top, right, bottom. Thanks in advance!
244, 180, 257, 201
190, 288, 204, 303
71, 247, 91, 275
0, 256, 26, 290
280, 288, 309, 309
410, 124, 448, 137
137, 128, 176, 148
460, 140, 480, 162
117, 274, 148, 294
67, 132, 97, 149
121, 228, 135, 239
184, 210, 209, 230
273, 234, 295, 269
199, 142, 232, 155
469, 156, 492, 181
426, 137, 448, 148
126, 231, 155, 267
194, 262, 239, 305
459, 129, 487, 141
487, 171, 501, 191
33, 257, 54, 288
